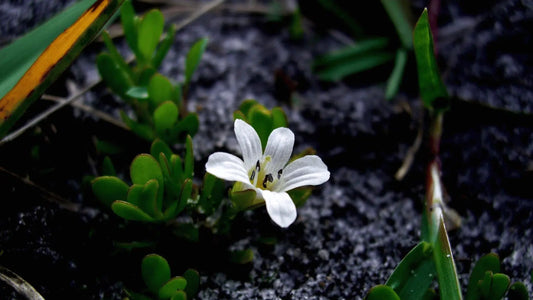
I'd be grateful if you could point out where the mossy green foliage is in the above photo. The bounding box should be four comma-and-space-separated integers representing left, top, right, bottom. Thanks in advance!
96, 0, 204, 144
127, 254, 199, 300
91, 138, 194, 222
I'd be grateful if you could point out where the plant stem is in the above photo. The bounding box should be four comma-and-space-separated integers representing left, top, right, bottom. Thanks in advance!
424, 111, 462, 299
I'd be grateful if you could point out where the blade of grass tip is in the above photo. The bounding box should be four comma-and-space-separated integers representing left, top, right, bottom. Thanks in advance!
0, 265, 45, 300
385, 48, 408, 100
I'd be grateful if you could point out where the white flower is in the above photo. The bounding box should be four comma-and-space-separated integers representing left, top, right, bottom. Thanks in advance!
205, 119, 330, 228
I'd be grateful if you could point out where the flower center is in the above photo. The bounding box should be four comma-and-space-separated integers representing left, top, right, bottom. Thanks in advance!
248, 156, 283, 190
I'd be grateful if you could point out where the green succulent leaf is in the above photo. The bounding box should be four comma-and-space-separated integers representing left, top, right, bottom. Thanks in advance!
413, 8, 449, 111
153, 24, 176, 69
271, 106, 288, 128
130, 154, 163, 186
151, 139, 173, 162
199, 173, 226, 215
508, 282, 529, 300
148, 74, 175, 108
97, 53, 134, 98
288, 187, 312, 208
249, 104, 273, 149
466, 253, 501, 300
366, 285, 401, 300
120, 0, 140, 58
172, 113, 199, 142
184, 135, 194, 179
101, 30, 133, 79
120, 111, 155, 141
158, 276, 187, 299
126, 86, 149, 100
385, 242, 436, 300
92, 176, 129, 207
230, 188, 257, 211
183, 269, 200, 299
170, 154, 184, 184
102, 156, 117, 176
111, 200, 154, 222
154, 101, 179, 135
479, 271, 510, 300
142, 254, 171, 295
170, 291, 187, 300
237, 99, 257, 116
137, 9, 164, 63
127, 184, 144, 207
185, 38, 208, 86
139, 179, 161, 218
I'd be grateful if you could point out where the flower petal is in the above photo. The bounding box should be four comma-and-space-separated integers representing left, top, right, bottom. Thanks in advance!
263, 127, 294, 174
274, 155, 330, 192
261, 190, 297, 228
205, 152, 252, 186
234, 119, 263, 171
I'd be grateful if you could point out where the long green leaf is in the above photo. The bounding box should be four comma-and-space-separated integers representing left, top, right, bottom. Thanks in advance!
413, 8, 448, 110
185, 38, 208, 86
0, 0, 125, 138
381, 0, 414, 49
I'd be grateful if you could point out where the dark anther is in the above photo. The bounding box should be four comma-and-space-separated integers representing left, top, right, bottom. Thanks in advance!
250, 170, 255, 181
256, 160, 261, 171
277, 169, 283, 179
263, 173, 274, 188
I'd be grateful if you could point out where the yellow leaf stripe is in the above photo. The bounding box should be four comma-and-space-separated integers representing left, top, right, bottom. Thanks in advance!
0, 0, 110, 122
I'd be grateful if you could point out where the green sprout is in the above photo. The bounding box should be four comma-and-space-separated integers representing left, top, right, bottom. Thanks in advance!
126, 253, 200, 300
96, 0, 207, 144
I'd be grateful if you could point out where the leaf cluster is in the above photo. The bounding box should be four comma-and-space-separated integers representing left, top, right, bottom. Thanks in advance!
97, 0, 207, 144
92, 137, 194, 222
127, 254, 200, 300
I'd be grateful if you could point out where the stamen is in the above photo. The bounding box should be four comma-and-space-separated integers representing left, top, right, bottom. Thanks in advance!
256, 160, 261, 172
262, 173, 273, 188
277, 169, 283, 179
250, 170, 255, 181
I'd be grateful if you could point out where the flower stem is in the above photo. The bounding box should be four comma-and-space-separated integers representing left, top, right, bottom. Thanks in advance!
424, 111, 462, 300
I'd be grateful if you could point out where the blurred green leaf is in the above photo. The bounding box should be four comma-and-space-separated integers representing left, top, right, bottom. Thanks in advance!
381, 0, 414, 49
92, 176, 129, 207
183, 269, 200, 299
249, 104, 273, 149
413, 8, 448, 110
142, 254, 171, 295
130, 154, 163, 186
315, 51, 394, 81
102, 156, 117, 176
97, 53, 134, 98
288, 187, 312, 207
271, 106, 288, 128
466, 253, 501, 300
137, 9, 164, 63
230, 189, 257, 211
385, 48, 408, 100
120, 111, 155, 141
149, 74, 175, 108
101, 30, 133, 79
120, 0, 139, 58
111, 200, 154, 221
185, 38, 208, 86
154, 101, 179, 135
126, 86, 149, 100
158, 276, 187, 299
366, 285, 401, 300
386, 242, 436, 299
170, 291, 187, 300
151, 139, 173, 161
479, 272, 510, 300
153, 24, 176, 69
184, 135, 194, 179
508, 282, 529, 300
139, 179, 160, 218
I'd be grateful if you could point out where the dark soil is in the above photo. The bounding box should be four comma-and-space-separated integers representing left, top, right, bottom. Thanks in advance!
0, 0, 532, 299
